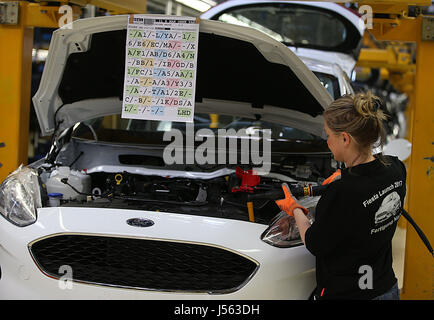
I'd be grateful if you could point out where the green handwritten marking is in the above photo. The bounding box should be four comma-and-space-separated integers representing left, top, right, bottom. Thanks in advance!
124, 104, 138, 114
180, 69, 194, 80
182, 32, 196, 42
129, 29, 143, 38
125, 86, 140, 96
128, 48, 142, 58
127, 67, 140, 76
181, 50, 195, 61
178, 108, 192, 117
179, 89, 193, 99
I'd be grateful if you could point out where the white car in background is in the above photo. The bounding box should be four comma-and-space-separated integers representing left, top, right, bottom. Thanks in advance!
0, 15, 336, 299
201, 0, 365, 97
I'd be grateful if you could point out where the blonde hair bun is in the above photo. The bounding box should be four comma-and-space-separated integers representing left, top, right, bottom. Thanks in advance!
353, 92, 387, 121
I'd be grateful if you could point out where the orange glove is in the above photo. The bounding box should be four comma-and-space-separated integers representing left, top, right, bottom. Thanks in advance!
322, 169, 341, 186
275, 183, 308, 216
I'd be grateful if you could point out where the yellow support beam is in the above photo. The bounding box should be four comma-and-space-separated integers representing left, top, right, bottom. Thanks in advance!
370, 14, 421, 41
83, 0, 147, 14
358, 47, 413, 72
357, 45, 415, 94
25, 3, 81, 28
0, 1, 82, 182
398, 16, 434, 301
367, 13, 434, 300
34, 0, 147, 14
0, 1, 33, 181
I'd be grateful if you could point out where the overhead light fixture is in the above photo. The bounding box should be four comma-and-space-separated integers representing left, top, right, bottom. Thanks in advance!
175, 0, 216, 12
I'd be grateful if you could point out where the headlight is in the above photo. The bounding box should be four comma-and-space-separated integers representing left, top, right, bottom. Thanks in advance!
0, 165, 42, 227
261, 196, 318, 248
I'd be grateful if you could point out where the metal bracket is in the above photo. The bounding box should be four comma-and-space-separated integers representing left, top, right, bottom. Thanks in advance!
0, 1, 19, 25
422, 16, 434, 41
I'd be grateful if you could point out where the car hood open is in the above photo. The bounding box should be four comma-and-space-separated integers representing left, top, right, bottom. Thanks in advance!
33, 15, 332, 138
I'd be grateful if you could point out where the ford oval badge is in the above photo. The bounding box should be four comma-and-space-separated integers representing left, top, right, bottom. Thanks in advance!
126, 218, 154, 228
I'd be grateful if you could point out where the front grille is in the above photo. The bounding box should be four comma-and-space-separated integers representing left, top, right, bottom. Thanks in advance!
29, 234, 258, 293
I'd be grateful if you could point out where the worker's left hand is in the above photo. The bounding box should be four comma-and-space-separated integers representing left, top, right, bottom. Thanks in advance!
275, 183, 308, 216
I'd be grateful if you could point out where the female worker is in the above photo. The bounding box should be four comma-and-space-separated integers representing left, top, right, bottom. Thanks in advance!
276, 92, 406, 300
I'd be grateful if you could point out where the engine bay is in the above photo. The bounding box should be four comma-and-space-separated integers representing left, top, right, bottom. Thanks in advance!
34, 135, 335, 225
37, 163, 328, 225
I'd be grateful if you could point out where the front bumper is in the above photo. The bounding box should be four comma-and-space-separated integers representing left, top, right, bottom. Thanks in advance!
0, 207, 315, 299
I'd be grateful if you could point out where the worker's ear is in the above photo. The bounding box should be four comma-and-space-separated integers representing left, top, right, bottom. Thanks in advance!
341, 132, 351, 147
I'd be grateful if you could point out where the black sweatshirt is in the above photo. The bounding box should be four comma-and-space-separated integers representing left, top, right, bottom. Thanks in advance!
305, 156, 407, 300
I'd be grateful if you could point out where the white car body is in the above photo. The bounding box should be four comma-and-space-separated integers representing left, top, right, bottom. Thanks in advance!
0, 15, 334, 299
201, 0, 365, 78
2, 207, 315, 299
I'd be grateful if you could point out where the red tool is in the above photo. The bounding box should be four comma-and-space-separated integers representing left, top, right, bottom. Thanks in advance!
231, 167, 260, 193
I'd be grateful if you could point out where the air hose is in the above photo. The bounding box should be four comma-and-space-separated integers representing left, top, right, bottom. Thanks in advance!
401, 209, 433, 256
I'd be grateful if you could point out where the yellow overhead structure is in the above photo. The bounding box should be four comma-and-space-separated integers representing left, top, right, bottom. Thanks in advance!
357, 43, 416, 95
33, 0, 147, 15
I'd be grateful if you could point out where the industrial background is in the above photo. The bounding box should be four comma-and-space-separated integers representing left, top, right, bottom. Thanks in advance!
0, 0, 433, 300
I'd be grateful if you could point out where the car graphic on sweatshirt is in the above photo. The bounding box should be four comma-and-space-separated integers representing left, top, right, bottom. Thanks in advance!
374, 191, 401, 225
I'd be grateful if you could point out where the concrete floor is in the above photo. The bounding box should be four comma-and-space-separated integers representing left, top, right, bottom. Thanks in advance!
392, 225, 407, 290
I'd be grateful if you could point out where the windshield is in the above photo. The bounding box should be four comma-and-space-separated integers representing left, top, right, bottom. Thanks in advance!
68, 113, 330, 174
72, 113, 323, 144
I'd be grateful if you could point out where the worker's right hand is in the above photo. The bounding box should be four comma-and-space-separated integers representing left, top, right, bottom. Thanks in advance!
322, 169, 341, 185
275, 183, 308, 216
